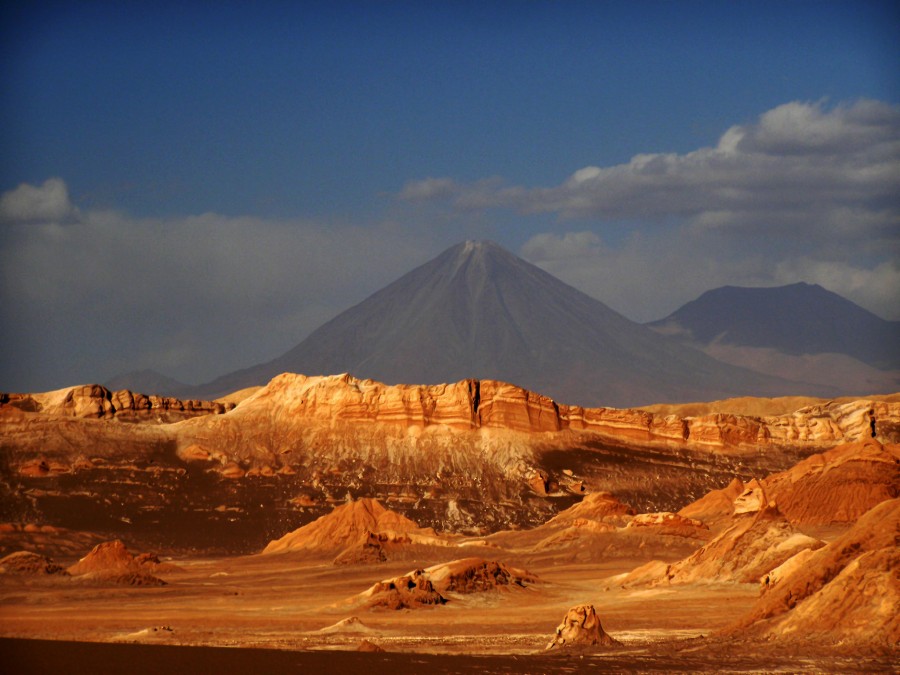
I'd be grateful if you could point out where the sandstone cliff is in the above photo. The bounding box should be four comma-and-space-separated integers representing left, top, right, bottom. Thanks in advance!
3, 372, 898, 552
1, 384, 233, 421
174, 373, 900, 452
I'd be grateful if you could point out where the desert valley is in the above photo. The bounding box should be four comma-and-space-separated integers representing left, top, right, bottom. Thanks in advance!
0, 371, 898, 673
4, 0, 899, 670
1, 242, 898, 673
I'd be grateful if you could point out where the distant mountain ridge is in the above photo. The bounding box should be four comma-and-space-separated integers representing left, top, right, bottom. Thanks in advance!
188, 241, 819, 407
104, 369, 193, 398
649, 283, 900, 370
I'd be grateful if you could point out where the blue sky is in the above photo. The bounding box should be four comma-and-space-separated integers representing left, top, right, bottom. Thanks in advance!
1, 1, 898, 391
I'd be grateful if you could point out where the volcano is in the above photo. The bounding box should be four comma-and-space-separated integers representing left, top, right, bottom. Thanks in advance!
194, 241, 813, 407
649, 282, 900, 369
648, 283, 900, 396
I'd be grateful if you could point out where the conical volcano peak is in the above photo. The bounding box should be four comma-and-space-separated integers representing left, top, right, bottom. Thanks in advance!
194, 238, 814, 407
457, 239, 509, 257
447, 239, 518, 268
441, 239, 526, 284
460, 239, 500, 253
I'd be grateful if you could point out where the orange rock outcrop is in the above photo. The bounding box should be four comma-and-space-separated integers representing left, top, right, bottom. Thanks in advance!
546, 604, 620, 650
1, 384, 232, 420
679, 438, 900, 528
262, 498, 431, 555
736, 498, 900, 644
176, 373, 899, 451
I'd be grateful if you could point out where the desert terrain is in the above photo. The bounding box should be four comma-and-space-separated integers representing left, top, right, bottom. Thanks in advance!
1, 376, 898, 672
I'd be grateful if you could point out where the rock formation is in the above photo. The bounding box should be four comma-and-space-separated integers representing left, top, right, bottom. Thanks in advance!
0, 551, 68, 576
546, 604, 620, 650
0, 384, 232, 422
3, 371, 899, 552
356, 557, 536, 610
356, 640, 385, 652
66, 540, 173, 584
544, 492, 634, 527
262, 498, 432, 556
358, 569, 448, 610
421, 558, 537, 594
678, 438, 900, 529
175, 373, 900, 453
735, 498, 900, 645
623, 494, 824, 586
623, 512, 709, 539
758, 438, 900, 525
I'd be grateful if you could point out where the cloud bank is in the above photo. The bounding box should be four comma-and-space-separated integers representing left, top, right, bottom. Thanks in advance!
0, 178, 79, 224
3, 99, 897, 392
401, 99, 900, 321
0, 183, 433, 391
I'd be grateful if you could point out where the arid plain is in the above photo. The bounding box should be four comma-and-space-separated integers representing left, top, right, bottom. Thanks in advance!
1, 376, 898, 673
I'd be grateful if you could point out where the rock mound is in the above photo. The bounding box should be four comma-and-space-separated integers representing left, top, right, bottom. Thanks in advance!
314, 617, 375, 635
678, 477, 745, 530
0, 551, 68, 576
546, 604, 620, 650
671, 503, 823, 584
624, 512, 710, 539
263, 498, 429, 555
115, 625, 175, 641
357, 558, 536, 609
332, 531, 393, 566
545, 492, 634, 526
626, 499, 824, 586
736, 498, 900, 644
359, 569, 448, 610
760, 438, 900, 525
677, 438, 899, 530
66, 540, 173, 584
356, 639, 385, 652
424, 557, 536, 594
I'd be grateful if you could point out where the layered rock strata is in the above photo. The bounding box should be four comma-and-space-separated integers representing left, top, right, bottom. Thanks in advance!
175, 373, 900, 452
3, 372, 898, 551
1, 385, 233, 421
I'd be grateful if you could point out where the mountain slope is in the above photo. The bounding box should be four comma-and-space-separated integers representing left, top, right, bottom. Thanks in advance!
649, 283, 900, 369
104, 369, 193, 398
194, 241, 826, 407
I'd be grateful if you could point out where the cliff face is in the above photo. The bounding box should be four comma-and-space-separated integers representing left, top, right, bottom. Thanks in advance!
176, 372, 899, 451
1, 384, 233, 421
2, 372, 898, 553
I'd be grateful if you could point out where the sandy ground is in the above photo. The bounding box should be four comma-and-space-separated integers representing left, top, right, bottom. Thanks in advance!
1, 552, 895, 673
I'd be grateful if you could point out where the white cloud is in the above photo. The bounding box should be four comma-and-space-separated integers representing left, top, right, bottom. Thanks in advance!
401, 99, 900, 247
398, 177, 460, 201
0, 177, 78, 223
520, 229, 900, 323
400, 99, 899, 323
